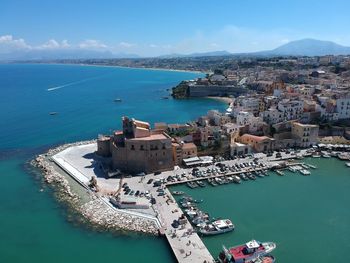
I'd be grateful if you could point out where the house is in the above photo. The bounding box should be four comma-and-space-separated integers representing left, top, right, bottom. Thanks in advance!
239, 134, 276, 152
291, 122, 319, 148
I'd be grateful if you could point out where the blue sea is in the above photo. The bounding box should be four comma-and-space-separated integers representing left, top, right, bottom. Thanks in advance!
0, 63, 226, 262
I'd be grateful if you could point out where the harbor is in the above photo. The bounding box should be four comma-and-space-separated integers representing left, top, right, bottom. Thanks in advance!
31, 138, 350, 263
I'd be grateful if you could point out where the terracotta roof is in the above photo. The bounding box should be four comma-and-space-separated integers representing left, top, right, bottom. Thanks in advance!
241, 134, 273, 143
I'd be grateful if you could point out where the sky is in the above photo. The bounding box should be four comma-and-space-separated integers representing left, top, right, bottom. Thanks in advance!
1, 0, 350, 57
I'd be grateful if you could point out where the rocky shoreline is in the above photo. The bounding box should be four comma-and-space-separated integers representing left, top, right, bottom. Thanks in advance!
31, 139, 159, 236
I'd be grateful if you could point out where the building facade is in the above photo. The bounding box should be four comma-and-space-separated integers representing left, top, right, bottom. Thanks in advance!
97, 117, 173, 174
291, 122, 319, 148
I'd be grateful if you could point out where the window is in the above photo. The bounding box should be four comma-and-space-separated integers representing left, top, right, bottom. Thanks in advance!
131, 145, 135, 150
140, 145, 144, 150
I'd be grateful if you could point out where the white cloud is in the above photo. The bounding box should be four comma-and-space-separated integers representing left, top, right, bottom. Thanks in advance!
0, 35, 31, 52
61, 39, 70, 48
79, 39, 107, 49
39, 39, 60, 49
149, 44, 158, 48
119, 41, 136, 48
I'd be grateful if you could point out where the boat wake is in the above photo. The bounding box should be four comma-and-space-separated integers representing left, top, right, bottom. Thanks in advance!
47, 76, 100, 91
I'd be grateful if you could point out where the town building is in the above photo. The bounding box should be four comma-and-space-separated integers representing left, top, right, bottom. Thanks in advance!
291, 122, 319, 148
172, 142, 197, 165
97, 117, 173, 174
230, 142, 251, 157
239, 134, 276, 152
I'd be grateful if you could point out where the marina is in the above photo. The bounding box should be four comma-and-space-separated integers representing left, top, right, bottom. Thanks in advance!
34, 139, 350, 262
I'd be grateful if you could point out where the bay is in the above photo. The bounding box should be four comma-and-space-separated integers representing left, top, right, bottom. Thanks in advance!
0, 63, 225, 263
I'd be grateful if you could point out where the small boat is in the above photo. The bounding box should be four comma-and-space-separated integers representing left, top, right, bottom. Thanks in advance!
338, 153, 350, 160
215, 177, 224, 185
288, 166, 297, 173
199, 219, 234, 236
161, 96, 169, 99
312, 153, 321, 158
248, 255, 275, 263
306, 164, 317, 169
232, 175, 241, 184
239, 173, 249, 181
218, 240, 276, 263
322, 153, 331, 158
255, 171, 264, 178
187, 181, 198, 189
49, 112, 58, 115
114, 98, 122, 102
262, 170, 269, 176
172, 191, 184, 195
275, 170, 284, 176
301, 164, 309, 169
346, 162, 350, 168
247, 173, 256, 180
196, 180, 206, 187
300, 169, 311, 176
208, 178, 218, 186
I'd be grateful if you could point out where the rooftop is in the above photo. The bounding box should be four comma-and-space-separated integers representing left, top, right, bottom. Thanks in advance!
128, 133, 168, 141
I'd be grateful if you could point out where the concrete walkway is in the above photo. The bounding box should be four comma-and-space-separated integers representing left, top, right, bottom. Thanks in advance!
143, 183, 215, 263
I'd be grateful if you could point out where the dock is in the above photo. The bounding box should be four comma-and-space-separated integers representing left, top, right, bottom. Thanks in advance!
145, 183, 215, 263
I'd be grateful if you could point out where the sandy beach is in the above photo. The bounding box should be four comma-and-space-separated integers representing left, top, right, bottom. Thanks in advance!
206, 96, 233, 105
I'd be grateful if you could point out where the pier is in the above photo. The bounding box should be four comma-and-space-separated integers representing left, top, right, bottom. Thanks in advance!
145, 185, 214, 263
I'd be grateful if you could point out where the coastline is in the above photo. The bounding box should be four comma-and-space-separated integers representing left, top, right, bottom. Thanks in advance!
206, 96, 233, 105
7, 61, 208, 75
31, 140, 159, 236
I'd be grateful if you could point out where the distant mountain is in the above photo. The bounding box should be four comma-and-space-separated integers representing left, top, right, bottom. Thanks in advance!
158, 50, 232, 58
0, 49, 140, 61
2, 39, 350, 61
257, 39, 350, 56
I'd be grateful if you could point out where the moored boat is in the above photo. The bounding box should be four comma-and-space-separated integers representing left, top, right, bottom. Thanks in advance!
288, 166, 297, 173
172, 191, 184, 195
187, 181, 198, 189
300, 169, 311, 176
218, 240, 276, 263
208, 178, 218, 186
275, 170, 284, 176
196, 180, 206, 187
306, 164, 317, 169
248, 254, 275, 263
346, 162, 350, 168
199, 219, 234, 236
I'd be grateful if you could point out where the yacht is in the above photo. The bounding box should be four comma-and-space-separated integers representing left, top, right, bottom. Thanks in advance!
199, 219, 234, 236
346, 162, 350, 168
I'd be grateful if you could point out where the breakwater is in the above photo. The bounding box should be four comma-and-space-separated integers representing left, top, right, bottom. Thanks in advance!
31, 140, 159, 235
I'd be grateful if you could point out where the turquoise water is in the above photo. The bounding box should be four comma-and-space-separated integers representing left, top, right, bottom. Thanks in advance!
171, 157, 350, 262
0, 64, 226, 263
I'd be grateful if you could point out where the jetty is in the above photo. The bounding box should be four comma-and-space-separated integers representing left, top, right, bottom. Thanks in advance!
146, 185, 214, 263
